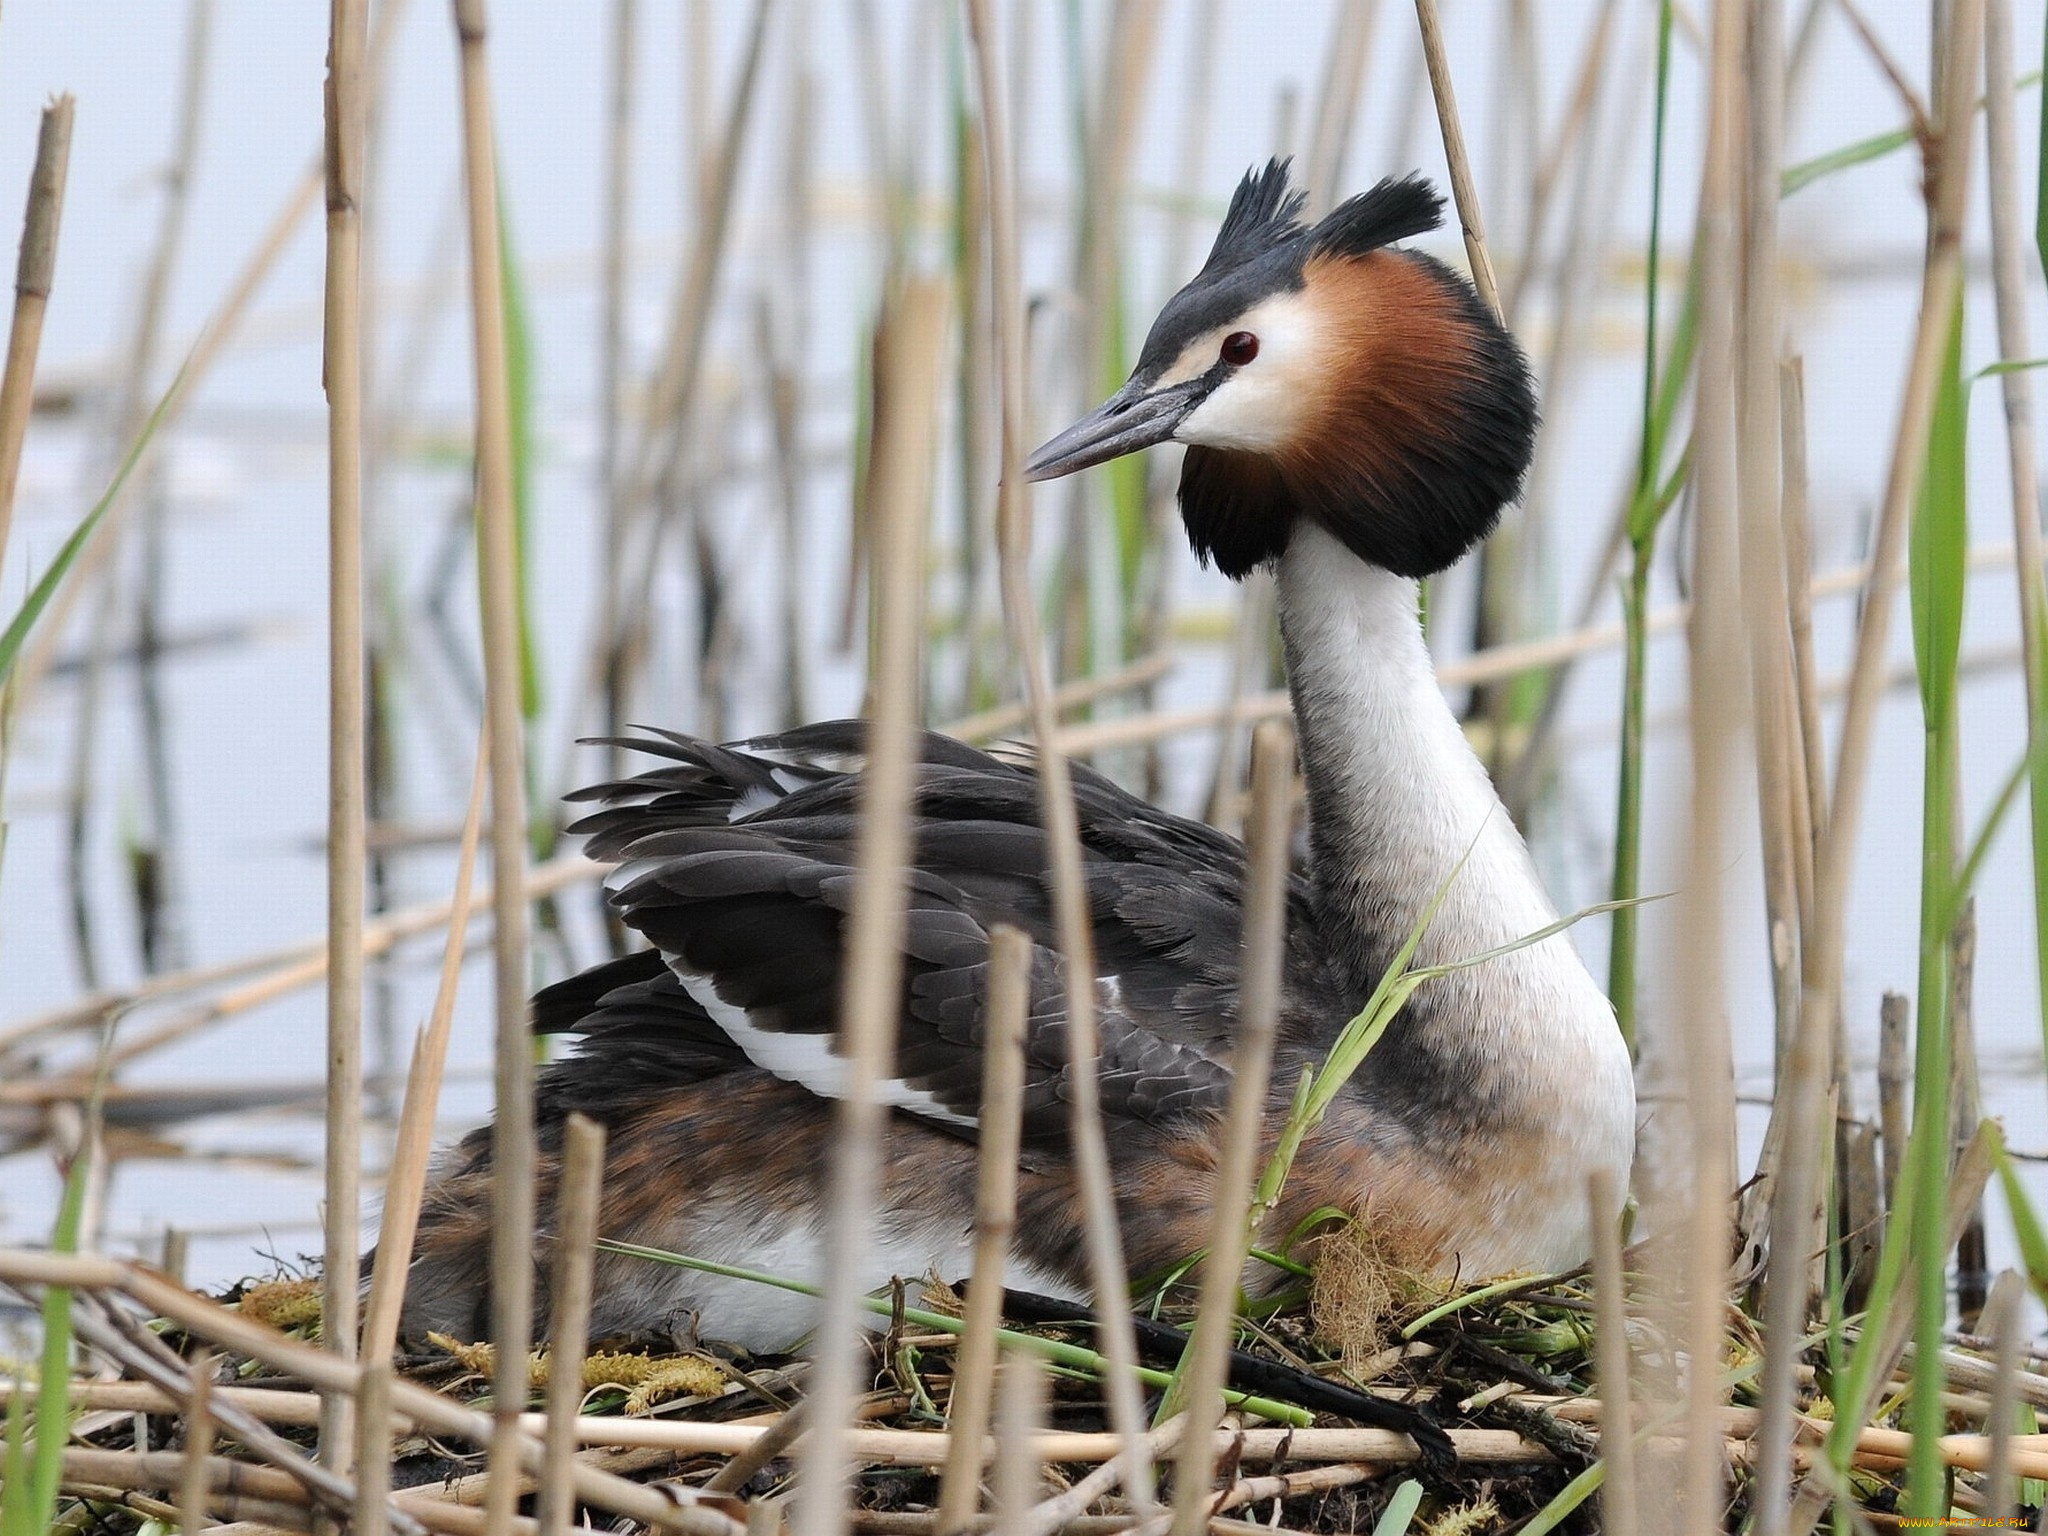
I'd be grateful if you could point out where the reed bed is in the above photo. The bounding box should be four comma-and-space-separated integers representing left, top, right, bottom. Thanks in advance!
1, 3, 2046, 1535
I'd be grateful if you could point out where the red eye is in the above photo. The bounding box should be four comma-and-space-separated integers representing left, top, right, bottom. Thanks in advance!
1221, 331, 1259, 366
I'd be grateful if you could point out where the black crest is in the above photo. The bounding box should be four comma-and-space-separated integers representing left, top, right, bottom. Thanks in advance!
1198, 159, 1309, 278
1309, 175, 1444, 260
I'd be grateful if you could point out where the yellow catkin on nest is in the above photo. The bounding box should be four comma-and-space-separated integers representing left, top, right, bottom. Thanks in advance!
425, 1334, 726, 1409
613, 1357, 728, 1414
1307, 1214, 1447, 1371
239, 1278, 323, 1332
1420, 1495, 1501, 1536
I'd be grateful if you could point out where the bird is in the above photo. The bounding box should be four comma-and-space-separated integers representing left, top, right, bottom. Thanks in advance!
399, 162, 1637, 1350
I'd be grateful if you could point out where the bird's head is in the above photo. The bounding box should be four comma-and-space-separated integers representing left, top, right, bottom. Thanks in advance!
1025, 161, 1536, 579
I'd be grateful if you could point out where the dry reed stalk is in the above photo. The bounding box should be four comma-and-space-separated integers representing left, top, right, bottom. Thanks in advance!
1167, 722, 1294, 1536
595, 0, 637, 774
1730, 0, 1801, 1068
1200, 573, 1274, 830
1983, 1268, 2027, 1518
320, 0, 372, 1477
1804, 0, 1985, 1088
1981, 0, 2048, 1114
61, 1290, 429, 1536
0, 848, 586, 1062
52, 1447, 599, 1536
705, 1401, 812, 1497
0, 1381, 349, 1428
1834, 0, 1931, 127
1779, 361, 1826, 928
1950, 904, 1988, 1325
181, 1354, 216, 1536
993, 1355, 1048, 1536
353, 1359, 393, 1536
1009, 1421, 1183, 1536
772, 35, 815, 720
601, 0, 773, 726
1494, 0, 1642, 808
1412, 0, 1502, 315
1047, 533, 2029, 758
506, 1413, 1558, 1468
943, 655, 1175, 744
9, 133, 324, 716
61, 0, 211, 990
1499, 0, 1618, 325
936, 925, 1032, 1536
0, 1251, 738, 1536
1590, 1168, 1636, 1536
360, 736, 489, 1365
792, 273, 946, 1536
1735, 8, 1824, 1528
1877, 990, 1909, 1204
1059, 0, 1163, 684
448, 2, 537, 1526
1785, 1124, 2000, 1536
1529, 1396, 2048, 1479
965, 0, 1155, 1509
537, 1113, 606, 1536
1752, 958, 1833, 1536
1670, 1, 1746, 1531
1300, 0, 1378, 215
0, 96, 73, 571
1209, 1460, 1373, 1516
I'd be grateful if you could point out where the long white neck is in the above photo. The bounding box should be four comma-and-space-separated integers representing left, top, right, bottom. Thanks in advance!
1275, 522, 1566, 983
1272, 522, 1635, 1275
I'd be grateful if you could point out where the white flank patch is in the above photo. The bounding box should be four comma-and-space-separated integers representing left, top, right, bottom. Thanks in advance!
673, 963, 981, 1131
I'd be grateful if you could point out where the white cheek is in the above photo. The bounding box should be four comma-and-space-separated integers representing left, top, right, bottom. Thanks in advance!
1177, 369, 1300, 452
1172, 299, 1321, 453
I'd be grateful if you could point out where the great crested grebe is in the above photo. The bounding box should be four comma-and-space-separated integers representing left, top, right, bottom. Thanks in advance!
401, 163, 1637, 1348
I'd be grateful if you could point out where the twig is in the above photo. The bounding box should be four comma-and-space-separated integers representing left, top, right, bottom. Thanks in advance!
519, 1413, 1548, 1468
1803, 0, 1986, 1155
993, 1354, 1047, 1532
1833, 0, 1933, 134
704, 1400, 811, 1497
1169, 722, 1294, 1536
0, 851, 591, 1063
1677, 1, 1746, 1529
965, 0, 1156, 1512
1878, 991, 1909, 1204
594, 0, 636, 776
793, 273, 946, 1536
602, 0, 775, 733
1015, 1420, 1182, 1536
354, 1358, 393, 1536
181, 1354, 215, 1536
1589, 1169, 1636, 1536
942, 654, 1175, 745
63, 1290, 427, 1536
1786, 1122, 2000, 1536
0, 1250, 740, 1535
1980, 0, 2048, 1123
937, 926, 1033, 1535
0, 95, 73, 572
448, 2, 537, 1522
538, 1113, 606, 1535
360, 733, 490, 1366
1039, 539, 2047, 760
1983, 1269, 2027, 1518
321, 0, 371, 1475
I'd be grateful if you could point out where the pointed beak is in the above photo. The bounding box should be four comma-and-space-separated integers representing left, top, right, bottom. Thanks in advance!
1023, 377, 1205, 482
